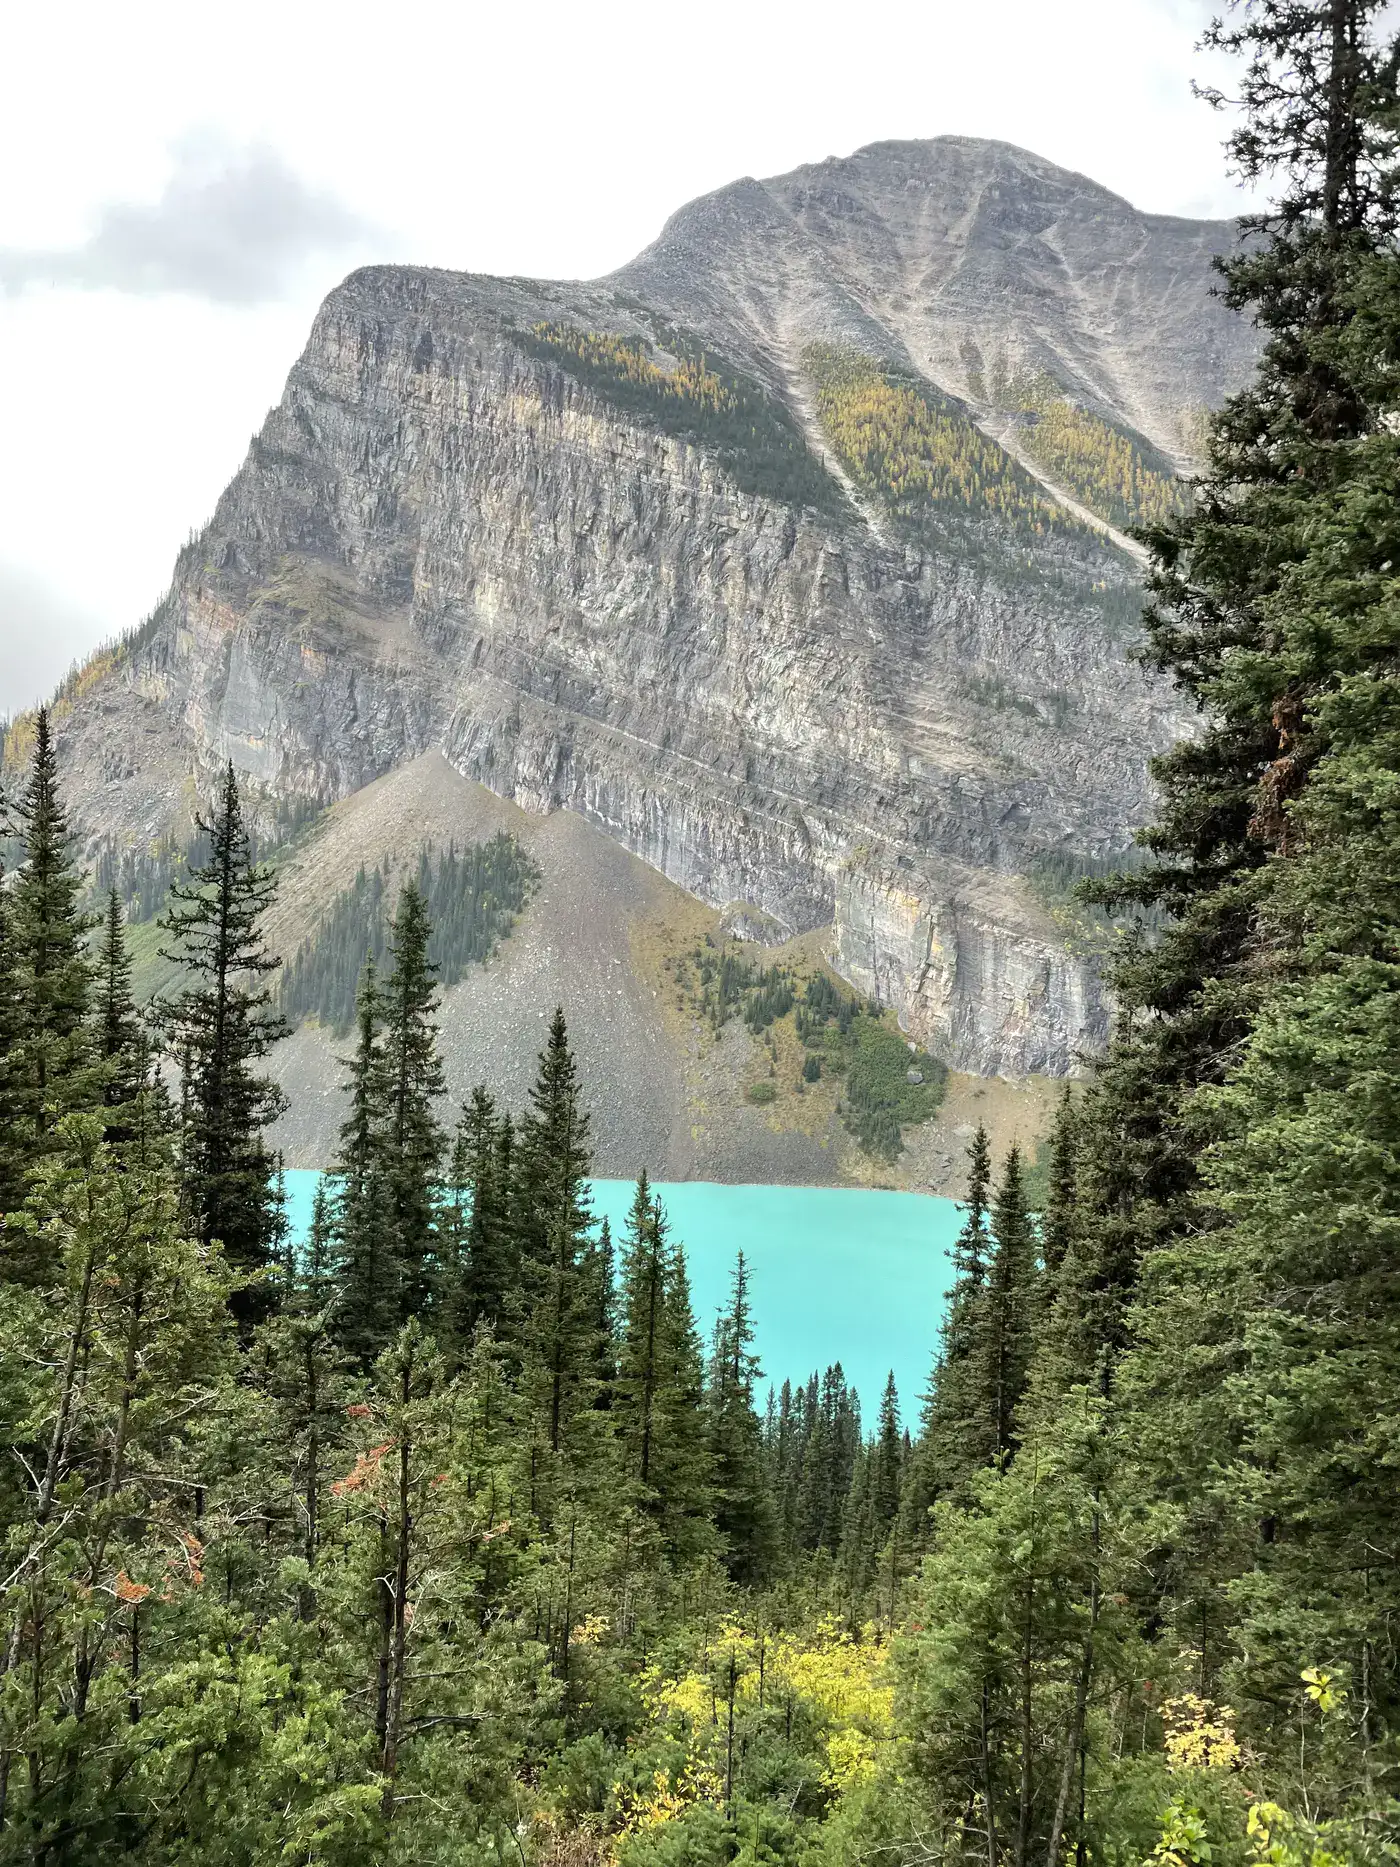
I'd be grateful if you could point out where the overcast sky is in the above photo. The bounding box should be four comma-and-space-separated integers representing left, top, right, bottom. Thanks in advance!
0, 0, 1245, 718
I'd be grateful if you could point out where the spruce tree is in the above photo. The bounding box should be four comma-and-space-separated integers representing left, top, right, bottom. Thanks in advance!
444, 1085, 517, 1351
869, 1372, 903, 1545
11, 708, 95, 1154
0, 862, 27, 1220
652, 1233, 713, 1559
901, 1125, 994, 1533
975, 1145, 1038, 1469
616, 1174, 667, 1496
708, 1254, 777, 1583
159, 762, 287, 1308
93, 889, 145, 1128
1039, 1089, 1078, 1281
515, 1010, 599, 1474
376, 879, 447, 1324
332, 958, 397, 1365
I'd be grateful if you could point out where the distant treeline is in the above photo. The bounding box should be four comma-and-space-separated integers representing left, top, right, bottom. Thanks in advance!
280, 833, 538, 1033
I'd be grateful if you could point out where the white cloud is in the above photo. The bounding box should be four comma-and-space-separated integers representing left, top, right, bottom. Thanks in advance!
0, 135, 382, 305
0, 563, 109, 720
0, 0, 1262, 696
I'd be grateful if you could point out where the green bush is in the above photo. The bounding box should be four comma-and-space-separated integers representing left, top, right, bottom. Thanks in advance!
842, 1019, 947, 1162
746, 1081, 778, 1106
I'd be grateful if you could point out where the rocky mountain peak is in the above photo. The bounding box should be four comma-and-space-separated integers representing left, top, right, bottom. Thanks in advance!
40, 137, 1259, 1157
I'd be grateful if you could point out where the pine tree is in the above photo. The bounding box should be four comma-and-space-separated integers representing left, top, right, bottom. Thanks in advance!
376, 879, 447, 1325
652, 1233, 713, 1559
0, 1113, 239, 1849
870, 1372, 903, 1545
11, 708, 95, 1156
159, 762, 287, 1310
708, 1254, 777, 1583
616, 1174, 667, 1497
976, 1145, 1038, 1468
443, 1085, 517, 1352
0, 860, 28, 1221
332, 958, 397, 1365
902, 1125, 994, 1533
1039, 1090, 1078, 1281
92, 889, 146, 1130
515, 1011, 599, 1476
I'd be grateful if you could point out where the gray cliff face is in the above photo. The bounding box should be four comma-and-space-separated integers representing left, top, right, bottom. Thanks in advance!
56, 138, 1256, 1077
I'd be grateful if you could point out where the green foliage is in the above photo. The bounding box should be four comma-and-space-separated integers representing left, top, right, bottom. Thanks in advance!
10, 707, 98, 1163
519, 321, 843, 514
806, 343, 1081, 540
158, 762, 287, 1304
836, 1017, 945, 1161
282, 833, 538, 1035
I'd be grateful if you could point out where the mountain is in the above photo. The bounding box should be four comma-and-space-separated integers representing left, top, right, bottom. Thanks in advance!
36, 137, 1256, 1181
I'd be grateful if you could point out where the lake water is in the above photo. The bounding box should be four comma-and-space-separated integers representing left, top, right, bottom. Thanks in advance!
281, 1171, 959, 1421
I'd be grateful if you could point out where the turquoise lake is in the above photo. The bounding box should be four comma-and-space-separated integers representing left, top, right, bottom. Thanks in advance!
281, 1171, 960, 1418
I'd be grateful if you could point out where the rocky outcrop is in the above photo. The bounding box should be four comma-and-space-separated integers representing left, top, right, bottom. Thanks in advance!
52, 137, 1255, 1077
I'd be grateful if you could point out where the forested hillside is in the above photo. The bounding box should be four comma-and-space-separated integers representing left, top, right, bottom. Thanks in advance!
1, 5, 1399, 1863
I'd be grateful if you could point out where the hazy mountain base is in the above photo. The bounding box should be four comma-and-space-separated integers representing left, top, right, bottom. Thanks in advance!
256, 753, 1058, 1189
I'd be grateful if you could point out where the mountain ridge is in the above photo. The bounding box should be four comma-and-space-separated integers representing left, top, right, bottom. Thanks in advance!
35, 135, 1258, 1145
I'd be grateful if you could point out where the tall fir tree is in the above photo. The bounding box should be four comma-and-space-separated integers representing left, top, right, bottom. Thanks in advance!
708, 1253, 777, 1583
93, 890, 146, 1136
869, 1372, 903, 1546
901, 1125, 994, 1534
11, 708, 95, 1158
975, 1144, 1038, 1469
332, 958, 397, 1366
515, 1010, 601, 1477
159, 763, 287, 1311
375, 879, 447, 1324
0, 859, 27, 1221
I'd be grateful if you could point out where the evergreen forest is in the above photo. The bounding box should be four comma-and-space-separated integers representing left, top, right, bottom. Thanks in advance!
2, 8, 1400, 1864
280, 836, 539, 1035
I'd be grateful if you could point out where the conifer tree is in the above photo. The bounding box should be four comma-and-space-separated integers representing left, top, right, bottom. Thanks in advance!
869, 1372, 903, 1545
652, 1234, 714, 1558
444, 1085, 517, 1351
250, 1183, 353, 1618
376, 879, 447, 1323
516, 1011, 600, 1475
0, 863, 27, 1220
901, 1125, 993, 1533
0, 1113, 239, 1848
332, 959, 397, 1365
159, 762, 287, 1306
11, 708, 95, 1155
92, 889, 145, 1129
616, 1174, 667, 1496
708, 1253, 777, 1583
975, 1145, 1037, 1468
1039, 1089, 1078, 1281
